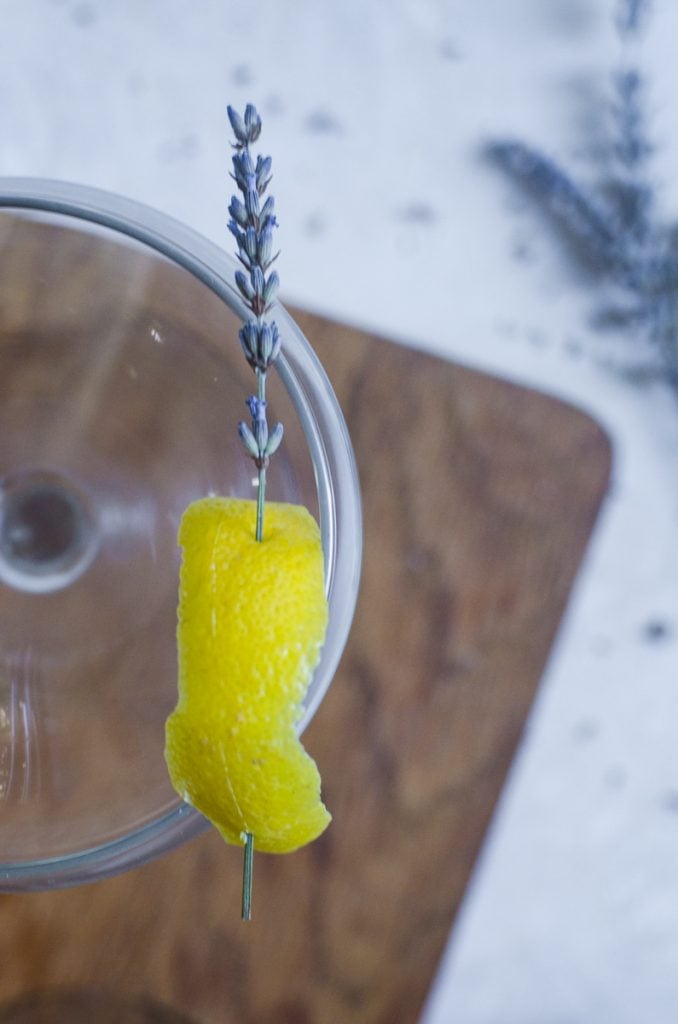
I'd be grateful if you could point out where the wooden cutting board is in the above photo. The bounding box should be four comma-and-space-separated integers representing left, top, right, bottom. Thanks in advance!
0, 310, 611, 1024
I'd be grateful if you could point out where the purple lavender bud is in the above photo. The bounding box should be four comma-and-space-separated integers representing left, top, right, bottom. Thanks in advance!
269, 321, 282, 363
232, 150, 256, 192
237, 148, 255, 177
258, 225, 273, 267
265, 421, 284, 457
235, 270, 255, 302
263, 271, 280, 308
227, 105, 248, 145
256, 155, 273, 194
245, 187, 260, 219
227, 219, 244, 248
238, 420, 259, 459
239, 320, 259, 364
259, 196, 277, 231
230, 159, 246, 192
251, 265, 265, 298
228, 196, 249, 228
259, 321, 273, 363
246, 395, 268, 451
244, 104, 262, 143
243, 226, 258, 263
253, 413, 268, 453
229, 222, 252, 268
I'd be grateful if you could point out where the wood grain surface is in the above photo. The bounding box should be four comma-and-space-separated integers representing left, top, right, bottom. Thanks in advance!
0, 221, 611, 1022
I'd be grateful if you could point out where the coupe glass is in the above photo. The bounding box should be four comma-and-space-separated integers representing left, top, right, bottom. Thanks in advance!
0, 179, 361, 891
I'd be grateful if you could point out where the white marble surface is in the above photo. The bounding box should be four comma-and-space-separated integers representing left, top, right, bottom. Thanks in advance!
3, 1, 678, 1020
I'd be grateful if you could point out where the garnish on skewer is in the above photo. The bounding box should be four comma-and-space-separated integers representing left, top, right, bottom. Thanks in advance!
164, 105, 330, 921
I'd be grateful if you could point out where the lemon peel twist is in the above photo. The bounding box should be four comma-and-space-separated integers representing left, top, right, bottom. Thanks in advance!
165, 497, 330, 857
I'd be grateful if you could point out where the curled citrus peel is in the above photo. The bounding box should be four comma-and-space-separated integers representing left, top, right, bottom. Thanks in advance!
164, 496, 330, 854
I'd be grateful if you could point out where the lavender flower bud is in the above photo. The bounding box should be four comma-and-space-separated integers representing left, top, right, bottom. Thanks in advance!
244, 104, 262, 143
228, 196, 249, 227
269, 321, 282, 363
235, 270, 255, 302
229, 222, 253, 269
257, 322, 272, 364
253, 415, 268, 453
238, 321, 281, 371
263, 271, 280, 308
227, 105, 248, 145
265, 421, 284, 457
256, 155, 273, 194
232, 150, 256, 192
259, 196, 277, 231
251, 265, 265, 298
245, 187, 260, 219
243, 226, 258, 263
258, 225, 273, 267
246, 395, 268, 452
238, 420, 259, 460
238, 148, 255, 177
227, 219, 245, 250
239, 320, 259, 366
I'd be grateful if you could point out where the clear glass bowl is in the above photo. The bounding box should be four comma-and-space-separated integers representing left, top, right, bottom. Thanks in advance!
0, 179, 362, 891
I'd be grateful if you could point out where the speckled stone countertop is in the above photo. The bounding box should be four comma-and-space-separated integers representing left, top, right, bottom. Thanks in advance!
3, 2, 678, 1021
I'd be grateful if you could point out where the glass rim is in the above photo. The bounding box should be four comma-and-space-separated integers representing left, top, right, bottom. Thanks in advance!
0, 177, 362, 890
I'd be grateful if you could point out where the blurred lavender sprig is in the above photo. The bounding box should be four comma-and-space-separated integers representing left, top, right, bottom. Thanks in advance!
227, 103, 283, 540
615, 0, 652, 37
487, 0, 678, 388
486, 140, 622, 270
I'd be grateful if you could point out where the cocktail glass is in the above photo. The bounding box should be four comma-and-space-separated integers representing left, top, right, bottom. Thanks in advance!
0, 179, 361, 891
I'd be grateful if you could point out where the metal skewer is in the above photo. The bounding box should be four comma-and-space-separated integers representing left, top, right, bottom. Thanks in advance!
229, 103, 283, 923
241, 831, 254, 921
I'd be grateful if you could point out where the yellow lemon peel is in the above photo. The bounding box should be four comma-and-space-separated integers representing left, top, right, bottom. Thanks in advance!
164, 496, 331, 854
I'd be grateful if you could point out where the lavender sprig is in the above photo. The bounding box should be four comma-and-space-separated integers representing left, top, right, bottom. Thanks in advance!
228, 103, 283, 544
486, 140, 622, 271
487, 0, 678, 389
